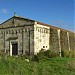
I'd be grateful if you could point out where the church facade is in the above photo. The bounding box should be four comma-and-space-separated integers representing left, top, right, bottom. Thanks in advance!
0, 15, 75, 56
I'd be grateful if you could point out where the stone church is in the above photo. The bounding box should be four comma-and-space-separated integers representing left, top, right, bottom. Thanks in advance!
0, 14, 75, 56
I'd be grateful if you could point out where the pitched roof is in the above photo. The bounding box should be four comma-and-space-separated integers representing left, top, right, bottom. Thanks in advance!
0, 15, 74, 33
37, 21, 75, 33
0, 15, 35, 25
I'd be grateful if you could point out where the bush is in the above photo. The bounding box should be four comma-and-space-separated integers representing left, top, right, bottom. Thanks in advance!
61, 50, 75, 58
33, 49, 59, 60
69, 50, 75, 58
44, 49, 59, 58
61, 50, 70, 57
32, 55, 39, 62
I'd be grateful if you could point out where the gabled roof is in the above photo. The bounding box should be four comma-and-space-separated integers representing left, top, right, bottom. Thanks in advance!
0, 15, 74, 33
12, 15, 35, 22
0, 15, 35, 25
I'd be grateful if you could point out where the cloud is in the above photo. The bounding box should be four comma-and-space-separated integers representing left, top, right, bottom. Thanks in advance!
0, 9, 8, 14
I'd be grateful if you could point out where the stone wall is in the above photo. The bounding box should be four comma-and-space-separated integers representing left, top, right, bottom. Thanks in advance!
0, 29, 5, 53
0, 25, 34, 56
60, 30, 69, 51
0, 16, 34, 56
0, 16, 75, 57
69, 32, 75, 51
35, 22, 75, 57
49, 28, 59, 54
34, 22, 50, 54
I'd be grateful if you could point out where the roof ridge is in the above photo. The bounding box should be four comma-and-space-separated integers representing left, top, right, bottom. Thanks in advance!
0, 15, 74, 33
36, 21, 75, 33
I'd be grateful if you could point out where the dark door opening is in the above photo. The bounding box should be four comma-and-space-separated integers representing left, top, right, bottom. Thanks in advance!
12, 43, 18, 55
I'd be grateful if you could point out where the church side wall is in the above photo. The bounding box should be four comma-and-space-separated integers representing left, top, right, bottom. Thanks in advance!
60, 30, 69, 52
34, 22, 50, 54
49, 28, 75, 57
34, 22, 75, 57
69, 32, 75, 51
49, 28, 59, 54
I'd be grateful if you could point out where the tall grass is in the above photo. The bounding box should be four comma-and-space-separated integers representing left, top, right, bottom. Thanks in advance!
0, 56, 75, 75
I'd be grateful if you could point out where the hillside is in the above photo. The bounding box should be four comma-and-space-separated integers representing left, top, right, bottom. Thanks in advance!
0, 56, 75, 75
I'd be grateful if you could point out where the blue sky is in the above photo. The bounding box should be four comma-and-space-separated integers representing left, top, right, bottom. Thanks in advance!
0, 0, 74, 32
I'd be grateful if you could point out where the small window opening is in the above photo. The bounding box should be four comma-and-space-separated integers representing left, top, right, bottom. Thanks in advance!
46, 46, 47, 48
43, 46, 45, 48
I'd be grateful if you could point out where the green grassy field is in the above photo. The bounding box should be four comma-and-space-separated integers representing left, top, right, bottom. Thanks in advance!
0, 56, 75, 75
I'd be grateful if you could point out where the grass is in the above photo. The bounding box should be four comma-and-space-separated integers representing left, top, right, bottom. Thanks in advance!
0, 56, 75, 75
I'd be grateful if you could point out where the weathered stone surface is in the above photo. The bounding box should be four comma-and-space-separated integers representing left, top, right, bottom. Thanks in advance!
49, 28, 59, 53
69, 32, 75, 51
0, 15, 75, 57
60, 30, 69, 51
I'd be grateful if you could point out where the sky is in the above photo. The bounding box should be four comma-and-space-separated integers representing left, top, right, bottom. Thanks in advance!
0, 0, 74, 32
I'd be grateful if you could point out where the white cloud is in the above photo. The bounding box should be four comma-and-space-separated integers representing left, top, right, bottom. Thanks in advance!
0, 9, 8, 14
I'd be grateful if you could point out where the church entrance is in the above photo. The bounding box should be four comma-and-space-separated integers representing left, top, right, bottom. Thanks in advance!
12, 43, 18, 55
